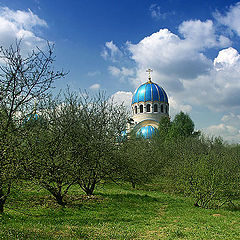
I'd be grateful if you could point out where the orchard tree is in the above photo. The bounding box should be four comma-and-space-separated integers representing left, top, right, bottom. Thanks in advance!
24, 92, 79, 206
117, 134, 159, 188
0, 41, 65, 212
72, 91, 128, 195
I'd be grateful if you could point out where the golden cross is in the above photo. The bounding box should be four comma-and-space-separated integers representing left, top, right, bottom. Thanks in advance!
146, 68, 153, 82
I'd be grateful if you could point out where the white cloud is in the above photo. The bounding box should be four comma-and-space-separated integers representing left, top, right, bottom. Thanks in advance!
204, 123, 240, 143
204, 113, 240, 143
106, 21, 240, 114
214, 47, 240, 70
0, 7, 47, 30
183, 47, 240, 111
179, 20, 231, 49
127, 28, 213, 82
89, 83, 100, 90
101, 40, 122, 61
108, 66, 121, 76
221, 113, 240, 127
169, 96, 192, 117
111, 91, 133, 111
108, 65, 134, 81
215, 2, 240, 36
0, 7, 47, 51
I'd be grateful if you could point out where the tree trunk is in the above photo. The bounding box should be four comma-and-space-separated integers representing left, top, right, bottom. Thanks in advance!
0, 199, 4, 213
55, 194, 66, 207
0, 186, 10, 213
131, 181, 136, 189
81, 179, 96, 195
40, 182, 66, 207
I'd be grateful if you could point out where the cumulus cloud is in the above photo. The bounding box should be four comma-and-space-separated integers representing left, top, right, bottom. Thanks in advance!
0, 7, 47, 30
101, 41, 122, 61
89, 83, 100, 90
179, 20, 231, 49
127, 20, 230, 83
127, 27, 213, 82
214, 47, 240, 70
182, 47, 240, 111
215, 2, 240, 36
110, 91, 133, 111
0, 7, 47, 51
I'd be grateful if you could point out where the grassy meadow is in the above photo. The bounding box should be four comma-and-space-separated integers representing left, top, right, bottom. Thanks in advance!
0, 181, 239, 240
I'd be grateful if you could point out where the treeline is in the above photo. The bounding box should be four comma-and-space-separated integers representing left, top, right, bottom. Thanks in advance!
0, 42, 240, 213
117, 113, 240, 209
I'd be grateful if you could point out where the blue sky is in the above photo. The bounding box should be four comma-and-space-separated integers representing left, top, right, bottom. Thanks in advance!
1, 0, 240, 142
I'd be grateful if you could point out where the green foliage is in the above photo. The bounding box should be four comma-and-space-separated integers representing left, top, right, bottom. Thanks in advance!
157, 115, 171, 141
157, 111, 200, 143
117, 135, 159, 188
160, 136, 240, 208
170, 111, 195, 138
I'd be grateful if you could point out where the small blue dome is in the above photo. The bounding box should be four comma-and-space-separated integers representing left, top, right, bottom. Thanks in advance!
132, 81, 168, 104
118, 130, 127, 142
137, 125, 158, 139
23, 113, 39, 123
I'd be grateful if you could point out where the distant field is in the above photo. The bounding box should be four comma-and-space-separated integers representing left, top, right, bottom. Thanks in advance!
0, 182, 240, 240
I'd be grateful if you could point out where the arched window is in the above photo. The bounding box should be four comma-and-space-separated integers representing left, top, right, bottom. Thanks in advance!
140, 105, 143, 113
135, 106, 137, 114
166, 105, 168, 114
161, 105, 164, 113
154, 104, 158, 112
146, 104, 151, 112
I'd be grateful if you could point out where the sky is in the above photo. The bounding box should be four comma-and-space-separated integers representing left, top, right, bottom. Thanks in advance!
0, 0, 240, 142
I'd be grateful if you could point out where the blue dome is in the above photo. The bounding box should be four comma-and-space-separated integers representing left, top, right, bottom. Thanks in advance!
132, 81, 168, 104
118, 130, 127, 142
137, 125, 158, 139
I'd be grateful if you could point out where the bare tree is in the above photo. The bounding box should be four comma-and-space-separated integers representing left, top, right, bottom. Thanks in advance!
72, 91, 128, 195
0, 41, 65, 212
24, 91, 79, 206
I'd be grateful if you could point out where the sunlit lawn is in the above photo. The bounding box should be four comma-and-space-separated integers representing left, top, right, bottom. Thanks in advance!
0, 181, 240, 239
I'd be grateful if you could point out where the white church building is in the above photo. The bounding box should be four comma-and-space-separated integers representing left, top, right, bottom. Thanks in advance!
127, 69, 169, 138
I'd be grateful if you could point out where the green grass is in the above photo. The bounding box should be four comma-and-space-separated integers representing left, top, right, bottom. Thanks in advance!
0, 181, 240, 239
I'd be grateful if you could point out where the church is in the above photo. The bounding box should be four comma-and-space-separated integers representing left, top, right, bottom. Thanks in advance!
127, 69, 169, 138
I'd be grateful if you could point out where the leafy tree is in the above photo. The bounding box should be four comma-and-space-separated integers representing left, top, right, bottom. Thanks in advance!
117, 135, 159, 188
157, 115, 171, 142
162, 136, 240, 208
0, 41, 65, 212
157, 111, 199, 142
169, 111, 195, 138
